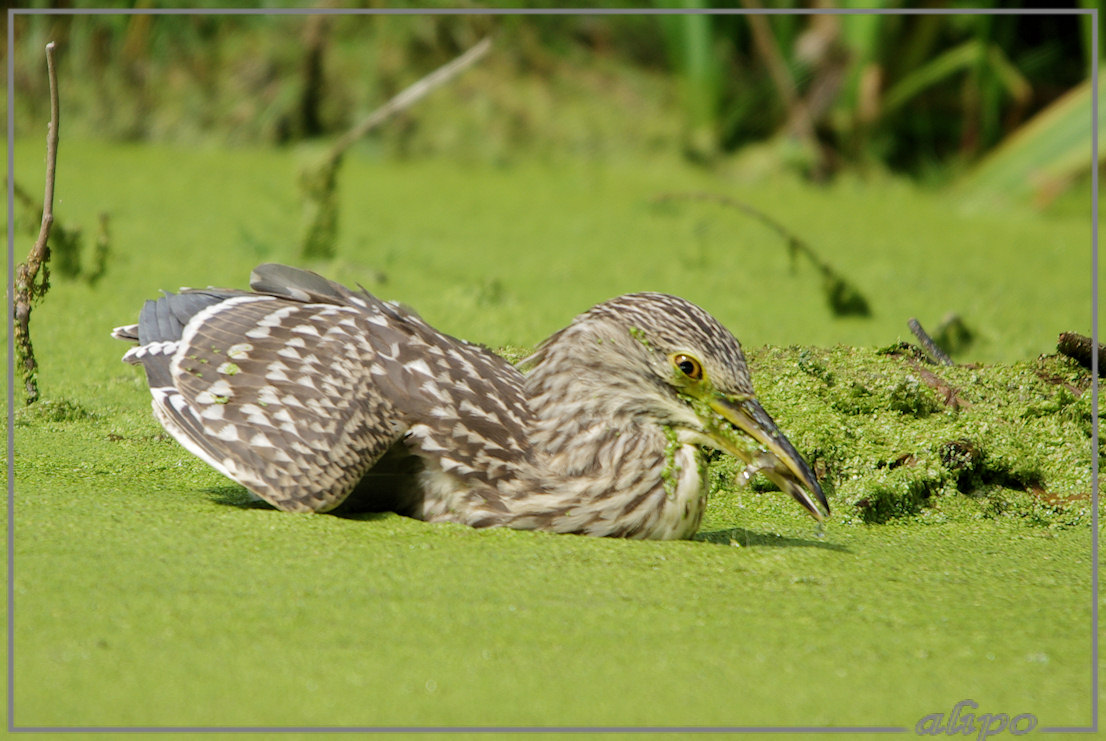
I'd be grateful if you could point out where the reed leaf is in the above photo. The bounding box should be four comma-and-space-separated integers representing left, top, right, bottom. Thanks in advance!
954, 67, 1103, 211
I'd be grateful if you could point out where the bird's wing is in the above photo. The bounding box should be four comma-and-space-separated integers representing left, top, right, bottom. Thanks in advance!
251, 266, 538, 488
252, 264, 534, 445
116, 264, 538, 515
118, 278, 410, 513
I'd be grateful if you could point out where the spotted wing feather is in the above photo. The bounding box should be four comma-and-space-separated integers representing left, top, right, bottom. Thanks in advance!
120, 287, 407, 512
117, 265, 537, 518
249, 266, 537, 493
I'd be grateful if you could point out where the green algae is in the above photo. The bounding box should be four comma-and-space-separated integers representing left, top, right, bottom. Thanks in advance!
660, 424, 682, 499
746, 345, 1097, 526
5, 142, 1095, 729
11, 396, 1093, 727
627, 325, 653, 351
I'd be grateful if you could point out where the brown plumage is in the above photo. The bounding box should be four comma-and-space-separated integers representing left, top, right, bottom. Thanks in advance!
114, 264, 828, 539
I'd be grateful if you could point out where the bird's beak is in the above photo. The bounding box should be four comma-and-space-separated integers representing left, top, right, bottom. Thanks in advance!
704, 394, 830, 522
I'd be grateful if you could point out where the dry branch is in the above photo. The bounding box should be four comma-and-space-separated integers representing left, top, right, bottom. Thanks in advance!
908, 318, 955, 366
653, 191, 871, 317
14, 42, 60, 404
334, 36, 491, 161
1057, 332, 1106, 377
300, 36, 492, 259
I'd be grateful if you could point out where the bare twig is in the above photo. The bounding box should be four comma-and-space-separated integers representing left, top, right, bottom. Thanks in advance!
14, 42, 60, 404
655, 191, 798, 248
300, 36, 492, 259
652, 191, 871, 317
330, 36, 492, 162
1058, 332, 1106, 377
908, 318, 954, 366
298, 14, 329, 138
738, 4, 820, 142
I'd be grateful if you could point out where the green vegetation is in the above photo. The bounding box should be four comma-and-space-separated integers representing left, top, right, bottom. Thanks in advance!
4, 9, 1099, 732
7, 10, 1097, 188
10, 447, 1093, 727
5, 140, 1097, 729
750, 346, 1094, 526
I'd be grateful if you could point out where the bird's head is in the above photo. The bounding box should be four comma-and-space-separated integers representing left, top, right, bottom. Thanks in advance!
526, 292, 829, 522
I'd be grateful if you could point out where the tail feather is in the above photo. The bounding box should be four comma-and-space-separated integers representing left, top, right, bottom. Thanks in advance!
138, 290, 244, 345
111, 323, 139, 342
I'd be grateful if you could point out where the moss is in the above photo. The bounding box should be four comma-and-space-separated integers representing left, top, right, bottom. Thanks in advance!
797, 348, 835, 386
15, 397, 97, 425
628, 325, 652, 350
747, 346, 1097, 527
660, 424, 681, 499
848, 464, 944, 524
886, 374, 941, 416
7, 143, 1096, 727
938, 438, 985, 490
495, 345, 532, 365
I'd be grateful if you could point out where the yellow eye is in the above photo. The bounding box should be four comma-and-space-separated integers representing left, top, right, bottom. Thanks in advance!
672, 353, 703, 381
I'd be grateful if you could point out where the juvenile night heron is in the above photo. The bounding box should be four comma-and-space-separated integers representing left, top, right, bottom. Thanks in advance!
113, 264, 828, 539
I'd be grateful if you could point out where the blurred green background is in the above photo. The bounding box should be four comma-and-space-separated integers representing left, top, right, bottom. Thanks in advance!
6, 3, 1101, 179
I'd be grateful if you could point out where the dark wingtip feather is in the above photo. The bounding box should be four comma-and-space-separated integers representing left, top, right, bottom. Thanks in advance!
250, 263, 350, 304
136, 290, 242, 345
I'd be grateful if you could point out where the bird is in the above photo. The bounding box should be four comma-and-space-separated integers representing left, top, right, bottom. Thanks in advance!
113, 263, 828, 540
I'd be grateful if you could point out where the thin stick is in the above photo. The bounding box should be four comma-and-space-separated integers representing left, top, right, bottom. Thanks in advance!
908, 318, 954, 367
653, 190, 872, 317
300, 36, 492, 259
14, 42, 60, 404
655, 191, 807, 257
328, 36, 492, 163
1058, 332, 1106, 377
739, 1, 798, 111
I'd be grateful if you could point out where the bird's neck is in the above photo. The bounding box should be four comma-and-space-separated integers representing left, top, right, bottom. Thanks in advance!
516, 380, 708, 540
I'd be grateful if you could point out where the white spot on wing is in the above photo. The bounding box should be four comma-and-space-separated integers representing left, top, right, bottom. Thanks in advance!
265, 362, 291, 382
420, 381, 447, 403
239, 404, 271, 427
281, 394, 306, 409
258, 386, 281, 406
214, 424, 240, 442
168, 392, 190, 413
291, 324, 321, 337
201, 404, 226, 420
257, 306, 299, 329
208, 379, 233, 397
404, 358, 432, 376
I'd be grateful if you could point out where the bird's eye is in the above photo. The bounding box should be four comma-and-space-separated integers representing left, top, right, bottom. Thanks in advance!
672, 353, 703, 381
